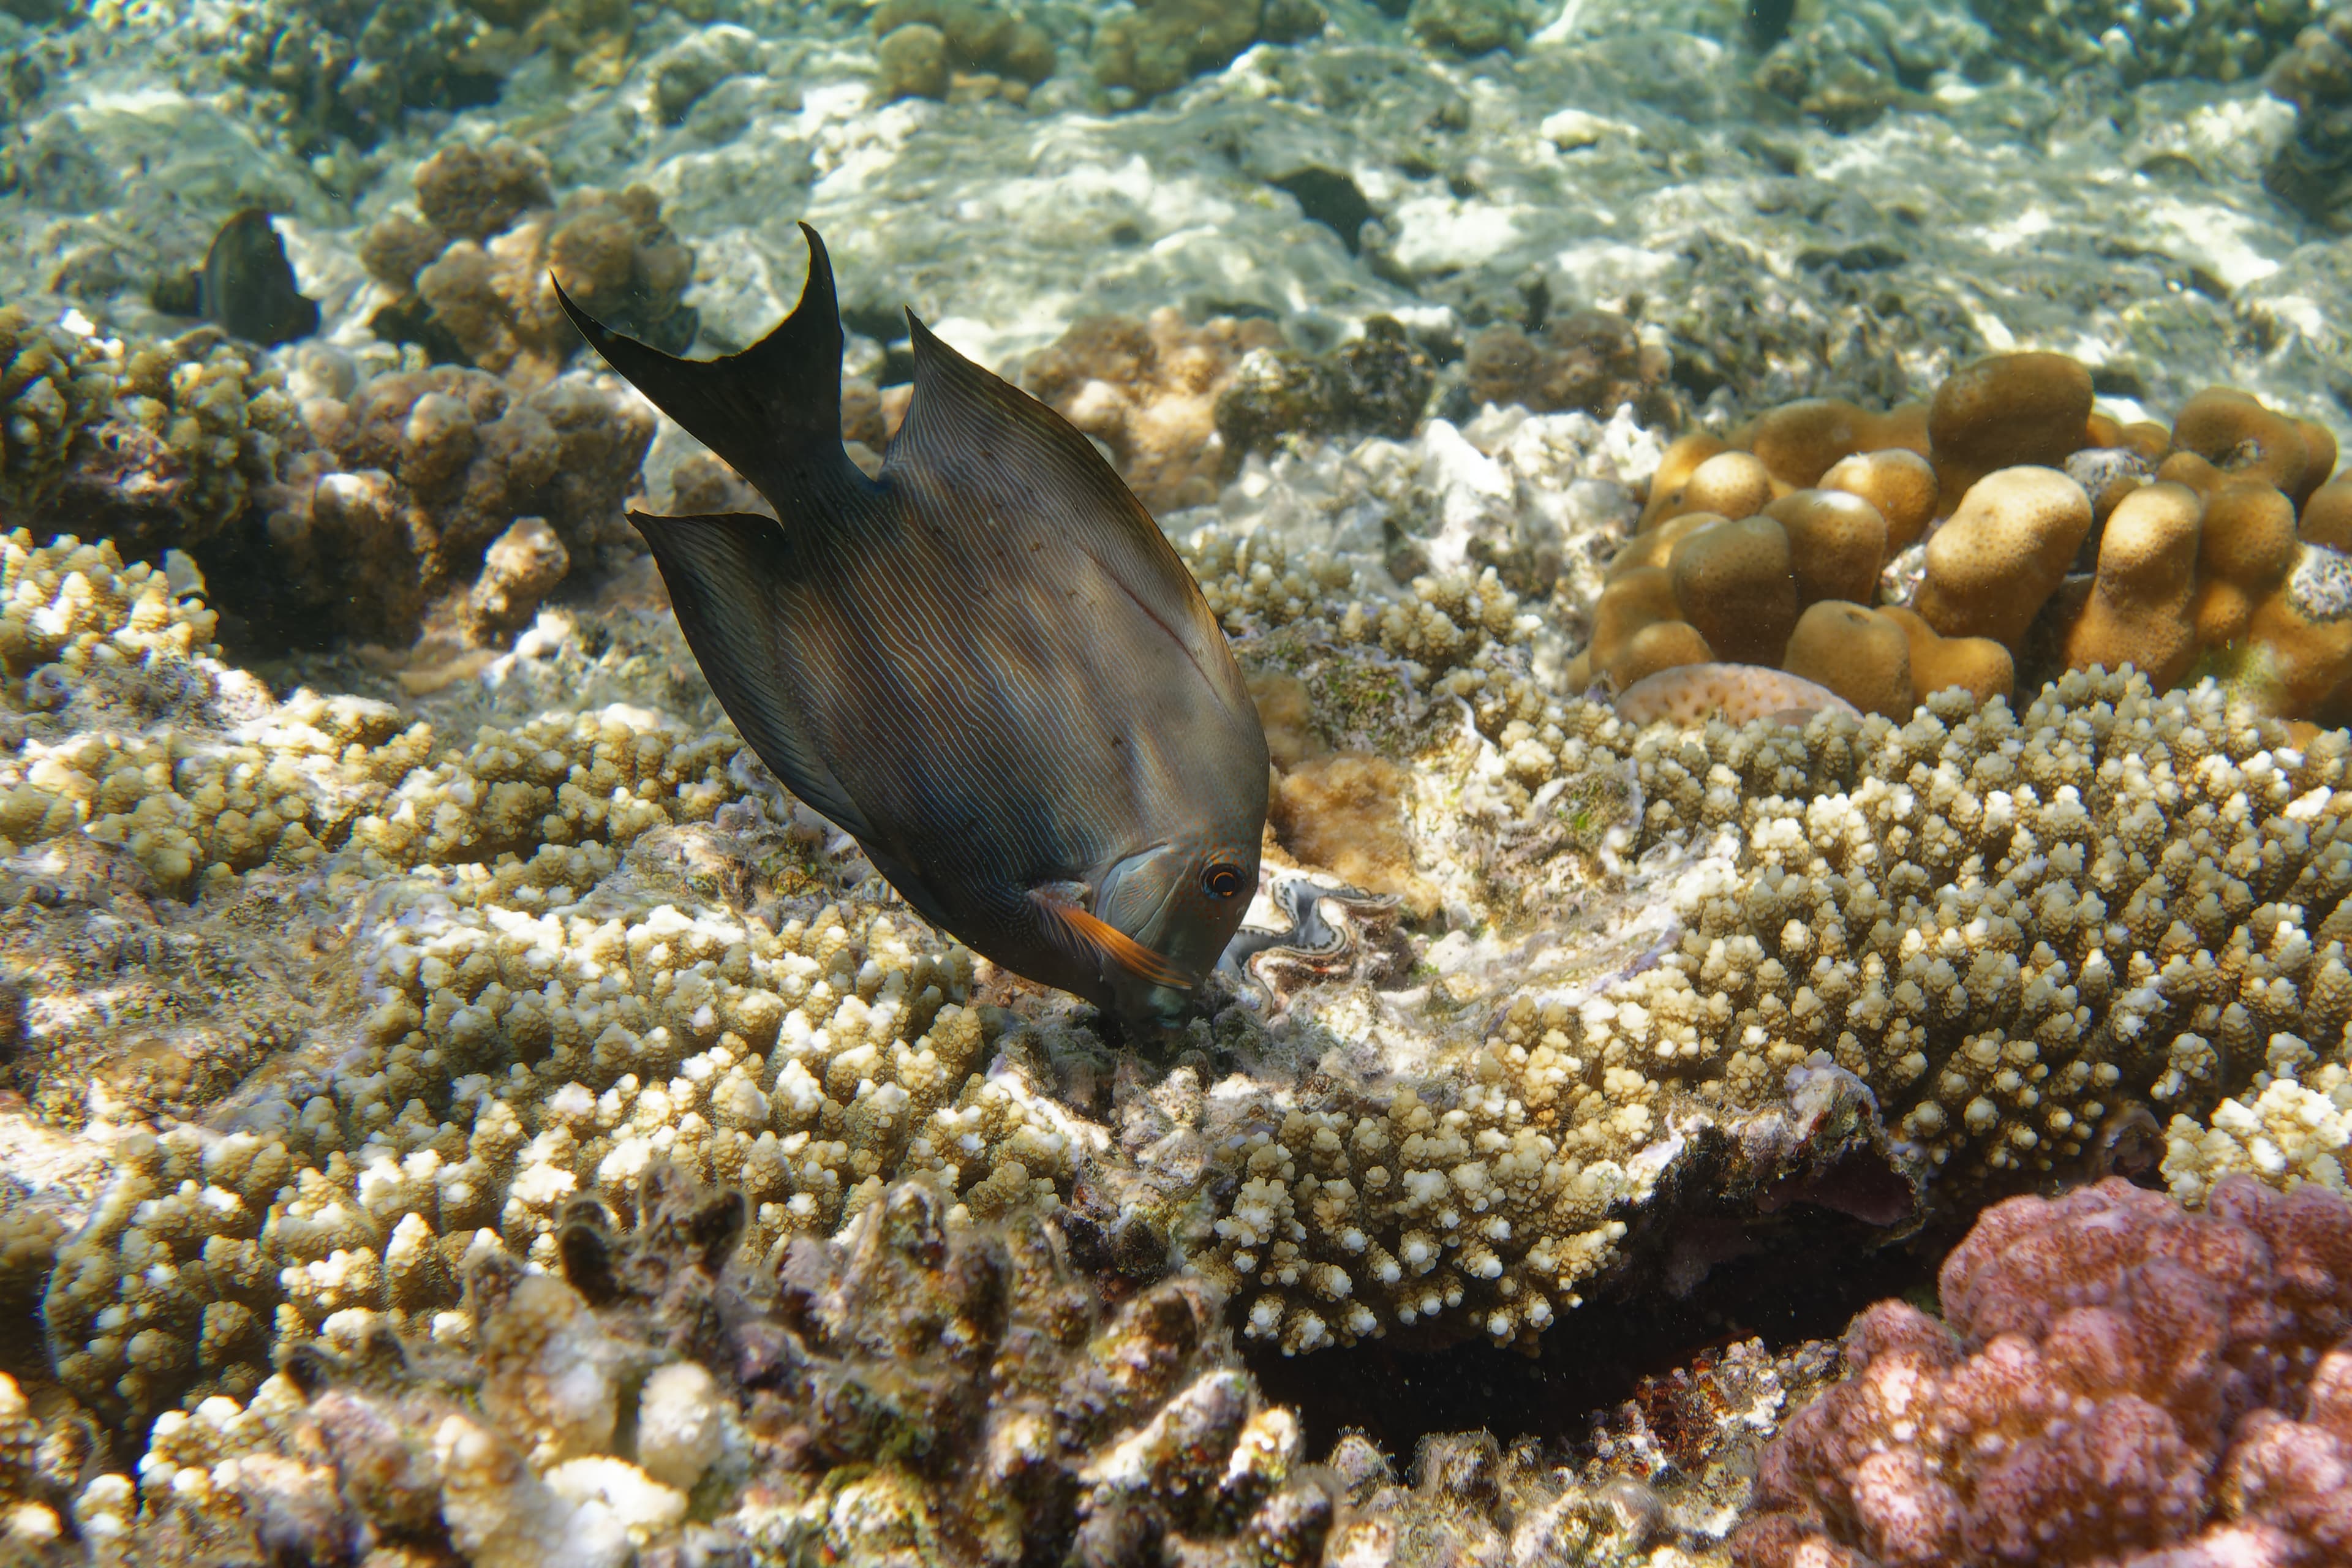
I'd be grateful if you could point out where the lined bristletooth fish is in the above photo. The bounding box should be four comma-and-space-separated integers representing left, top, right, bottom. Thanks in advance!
556, 223, 1269, 1033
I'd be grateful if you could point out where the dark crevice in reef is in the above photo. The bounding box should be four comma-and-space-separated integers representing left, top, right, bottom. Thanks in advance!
1247, 1200, 1934, 1455
190, 524, 351, 658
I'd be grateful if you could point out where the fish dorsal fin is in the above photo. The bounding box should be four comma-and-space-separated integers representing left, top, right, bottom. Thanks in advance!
625, 508, 877, 844
1030, 886, 1196, 988
554, 223, 859, 502
887, 312, 1235, 693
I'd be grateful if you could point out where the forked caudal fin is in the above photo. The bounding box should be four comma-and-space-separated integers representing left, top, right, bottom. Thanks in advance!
552, 221, 858, 500
1031, 888, 1196, 990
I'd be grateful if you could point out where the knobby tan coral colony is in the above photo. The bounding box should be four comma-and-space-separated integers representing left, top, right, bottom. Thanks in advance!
1578, 351, 2352, 732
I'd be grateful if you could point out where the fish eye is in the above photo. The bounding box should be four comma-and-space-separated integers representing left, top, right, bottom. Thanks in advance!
1202, 862, 1245, 899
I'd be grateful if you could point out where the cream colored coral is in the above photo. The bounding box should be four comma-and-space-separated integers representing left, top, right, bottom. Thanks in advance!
13, 530, 1106, 1422
2162, 1064, 2352, 1205
0, 531, 220, 687
39, 878, 1081, 1417
1166, 592, 2352, 1354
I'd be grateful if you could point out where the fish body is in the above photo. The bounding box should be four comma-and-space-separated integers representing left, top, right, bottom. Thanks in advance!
558, 225, 1268, 1031
1744, 0, 1796, 49
197, 209, 320, 347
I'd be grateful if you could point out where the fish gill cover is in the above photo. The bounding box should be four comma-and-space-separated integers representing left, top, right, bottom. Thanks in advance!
6, 0, 2352, 1560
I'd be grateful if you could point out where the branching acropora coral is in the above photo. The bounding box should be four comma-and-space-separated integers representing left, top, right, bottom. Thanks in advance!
26, 1167, 1336, 1564
1140, 522, 2352, 1355
0, 530, 1088, 1426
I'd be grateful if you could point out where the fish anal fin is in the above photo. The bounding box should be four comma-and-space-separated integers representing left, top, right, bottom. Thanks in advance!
1030, 886, 1196, 989
630, 508, 872, 843
853, 837, 961, 946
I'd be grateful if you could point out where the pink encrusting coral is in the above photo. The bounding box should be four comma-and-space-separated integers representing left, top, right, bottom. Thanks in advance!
1613, 662, 1860, 727
1732, 1175, 2352, 1568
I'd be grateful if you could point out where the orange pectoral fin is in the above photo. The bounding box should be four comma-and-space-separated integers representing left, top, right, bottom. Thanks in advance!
1031, 889, 1197, 989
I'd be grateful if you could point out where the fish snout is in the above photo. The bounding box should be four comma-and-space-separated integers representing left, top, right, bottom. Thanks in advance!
1114, 977, 1197, 1034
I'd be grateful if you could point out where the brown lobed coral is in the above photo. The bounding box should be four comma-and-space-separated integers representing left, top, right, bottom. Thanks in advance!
869, 0, 1056, 103
7, 321, 307, 566
1020, 308, 1285, 513
362, 141, 699, 385
1575, 352, 2352, 726
257, 358, 653, 645
1463, 312, 1679, 429
1090, 0, 1325, 103
1734, 1175, 2352, 1568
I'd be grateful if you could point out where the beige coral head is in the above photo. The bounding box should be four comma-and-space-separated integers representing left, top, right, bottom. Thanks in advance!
2301, 471, 2352, 552
2172, 386, 2322, 503
1588, 563, 1690, 684
1763, 488, 1888, 608
2155, 448, 2224, 497
1781, 600, 1915, 718
1640, 432, 1730, 528
1613, 619, 1714, 687
2094, 481, 2203, 600
2198, 480, 2298, 595
2190, 480, 2298, 654
2299, 420, 2339, 502
1613, 661, 1859, 727
2240, 590, 2352, 721
1913, 465, 2092, 648
1926, 352, 2094, 516
2117, 419, 2173, 463
1667, 514, 1799, 668
1606, 510, 1721, 581
1879, 604, 2013, 704
1742, 397, 1882, 489
1679, 451, 1774, 521
2054, 480, 2201, 688
1820, 448, 1937, 548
